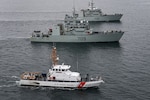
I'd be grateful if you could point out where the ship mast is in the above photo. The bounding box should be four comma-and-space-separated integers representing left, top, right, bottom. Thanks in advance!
72, 0, 77, 19
73, 7, 76, 18
91, 0, 94, 10
51, 46, 59, 66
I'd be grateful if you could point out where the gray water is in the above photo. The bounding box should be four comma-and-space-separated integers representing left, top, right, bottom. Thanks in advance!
0, 0, 150, 100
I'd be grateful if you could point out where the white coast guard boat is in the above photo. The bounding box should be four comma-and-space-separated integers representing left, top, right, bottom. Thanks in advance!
17, 46, 104, 89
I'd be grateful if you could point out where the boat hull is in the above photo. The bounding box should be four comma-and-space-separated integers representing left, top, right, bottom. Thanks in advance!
17, 80, 104, 89
82, 14, 122, 22
30, 32, 124, 43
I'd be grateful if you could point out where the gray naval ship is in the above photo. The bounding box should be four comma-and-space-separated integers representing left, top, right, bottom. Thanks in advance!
30, 14, 124, 43
77, 0, 123, 22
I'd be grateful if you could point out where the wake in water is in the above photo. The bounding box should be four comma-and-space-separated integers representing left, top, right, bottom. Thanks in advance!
0, 37, 30, 41
0, 84, 17, 88
0, 75, 19, 88
0, 75, 20, 79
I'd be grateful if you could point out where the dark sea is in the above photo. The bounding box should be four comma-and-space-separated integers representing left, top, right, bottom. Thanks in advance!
0, 0, 150, 100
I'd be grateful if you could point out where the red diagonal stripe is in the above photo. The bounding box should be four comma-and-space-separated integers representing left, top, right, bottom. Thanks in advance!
78, 82, 86, 88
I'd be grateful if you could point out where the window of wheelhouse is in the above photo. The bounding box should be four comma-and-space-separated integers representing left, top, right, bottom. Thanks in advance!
65, 69, 68, 71
52, 69, 68, 72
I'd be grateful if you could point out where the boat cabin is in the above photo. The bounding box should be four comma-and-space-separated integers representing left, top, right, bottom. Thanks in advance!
50, 64, 70, 72
48, 63, 81, 82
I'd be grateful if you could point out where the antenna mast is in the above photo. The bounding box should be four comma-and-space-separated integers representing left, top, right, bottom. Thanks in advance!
73, 0, 76, 18
91, 0, 94, 10
76, 54, 79, 71
51, 44, 59, 66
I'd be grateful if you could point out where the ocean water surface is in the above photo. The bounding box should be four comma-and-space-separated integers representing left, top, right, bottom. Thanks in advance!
0, 0, 150, 100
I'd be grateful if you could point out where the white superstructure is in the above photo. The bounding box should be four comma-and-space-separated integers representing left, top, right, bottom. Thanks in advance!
48, 64, 81, 82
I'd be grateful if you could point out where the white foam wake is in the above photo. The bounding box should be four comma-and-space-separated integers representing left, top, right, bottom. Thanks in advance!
0, 84, 17, 88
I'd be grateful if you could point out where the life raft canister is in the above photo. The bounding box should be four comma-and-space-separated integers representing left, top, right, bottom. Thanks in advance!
49, 28, 52, 32
49, 76, 56, 80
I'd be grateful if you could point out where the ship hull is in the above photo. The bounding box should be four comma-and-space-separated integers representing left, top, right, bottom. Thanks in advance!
82, 14, 122, 22
17, 80, 104, 89
30, 32, 124, 43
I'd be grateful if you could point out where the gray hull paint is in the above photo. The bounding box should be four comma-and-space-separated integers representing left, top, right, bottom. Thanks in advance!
30, 32, 124, 43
